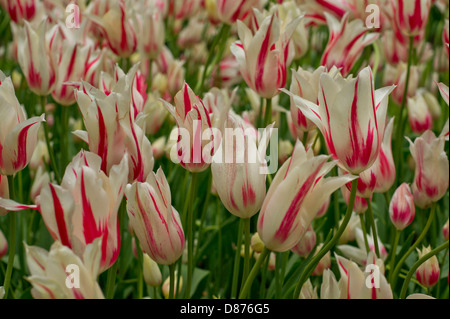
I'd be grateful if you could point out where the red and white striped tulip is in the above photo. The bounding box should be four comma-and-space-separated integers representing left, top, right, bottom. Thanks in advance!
382, 30, 409, 64
416, 246, 440, 288
321, 13, 379, 76
291, 225, 316, 258
341, 185, 368, 214
25, 239, 105, 299
90, 0, 137, 58
390, 0, 431, 37
389, 183, 415, 231
16, 20, 58, 96
0, 228, 7, 259
135, 3, 165, 59
257, 141, 356, 252
315, 196, 330, 219
407, 93, 433, 134
0, 151, 129, 273
126, 168, 185, 265
338, 228, 388, 265
230, 12, 301, 99
0, 71, 45, 176
385, 63, 419, 105
312, 243, 331, 276
162, 83, 214, 173
216, 0, 259, 25
0, 175, 8, 216
336, 253, 393, 299
407, 130, 449, 208
443, 19, 449, 56
297, 0, 348, 25
168, 0, 201, 20
285, 67, 395, 175
0, 0, 39, 24
211, 113, 270, 219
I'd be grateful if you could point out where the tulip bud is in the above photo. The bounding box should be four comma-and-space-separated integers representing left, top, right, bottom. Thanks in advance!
341, 185, 368, 214
291, 226, 316, 258
422, 90, 442, 120
407, 93, 433, 134
143, 254, 162, 287
339, 213, 360, 244
407, 130, 449, 208
251, 233, 265, 254
216, 0, 259, 25
385, 63, 419, 105
1, 0, 39, 24
162, 272, 182, 299
136, 5, 165, 59
312, 243, 331, 276
278, 140, 293, 165
443, 220, 449, 241
389, 183, 415, 231
0, 229, 7, 259
416, 246, 440, 288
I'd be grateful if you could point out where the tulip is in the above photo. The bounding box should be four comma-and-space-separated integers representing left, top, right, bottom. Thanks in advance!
230, 12, 301, 99
211, 113, 270, 219
363, 117, 396, 194
16, 19, 58, 96
443, 219, 449, 241
167, 60, 186, 97
30, 166, 50, 202
143, 254, 163, 287
297, 0, 348, 25
167, 0, 201, 20
90, 0, 137, 58
126, 168, 185, 265
444, 19, 449, 56
339, 213, 360, 244
315, 196, 330, 218
382, 30, 409, 64
407, 130, 449, 208
257, 141, 356, 252
390, 0, 431, 37
0, 175, 8, 216
251, 233, 265, 254
437, 83, 449, 140
416, 246, 440, 288
312, 244, 331, 276
284, 66, 395, 175
289, 66, 340, 133
216, 0, 259, 25
0, 70, 45, 176
407, 93, 433, 134
336, 253, 393, 299
389, 183, 415, 231
1, 0, 38, 24
320, 269, 344, 299
299, 279, 318, 299
291, 226, 316, 258
384, 63, 419, 105
341, 185, 368, 214
25, 239, 104, 299
0, 151, 129, 273
162, 271, 182, 299
0, 229, 7, 259
135, 3, 165, 59
162, 83, 214, 173
321, 13, 379, 76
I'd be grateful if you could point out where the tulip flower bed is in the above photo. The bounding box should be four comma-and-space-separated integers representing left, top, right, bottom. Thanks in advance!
0, 0, 448, 301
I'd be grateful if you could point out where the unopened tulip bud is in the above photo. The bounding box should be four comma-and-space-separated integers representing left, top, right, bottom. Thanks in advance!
251, 233, 265, 254
162, 272, 182, 299
389, 183, 415, 231
291, 226, 316, 258
143, 254, 162, 287
422, 90, 442, 120
341, 186, 368, 214
443, 220, 449, 241
391, 0, 431, 37
416, 246, 440, 288
407, 94, 433, 134
0, 229, 7, 259
278, 140, 293, 165
312, 244, 331, 276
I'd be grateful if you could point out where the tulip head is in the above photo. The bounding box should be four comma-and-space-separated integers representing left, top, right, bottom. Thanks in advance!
416, 246, 440, 288
389, 183, 415, 231
291, 225, 316, 258
143, 253, 163, 287
390, 0, 431, 37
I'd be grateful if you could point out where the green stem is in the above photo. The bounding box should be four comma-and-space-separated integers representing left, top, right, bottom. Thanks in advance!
136, 237, 143, 299
391, 203, 436, 288
394, 36, 414, 185
367, 199, 381, 258
41, 96, 61, 184
185, 173, 199, 298
293, 178, 359, 298
60, 105, 69, 172
231, 219, 244, 298
105, 261, 118, 299
3, 175, 16, 299
359, 214, 370, 253
400, 240, 449, 299
263, 98, 272, 127
238, 247, 270, 299
169, 264, 176, 300
388, 229, 401, 283
241, 218, 251, 291
275, 252, 281, 298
